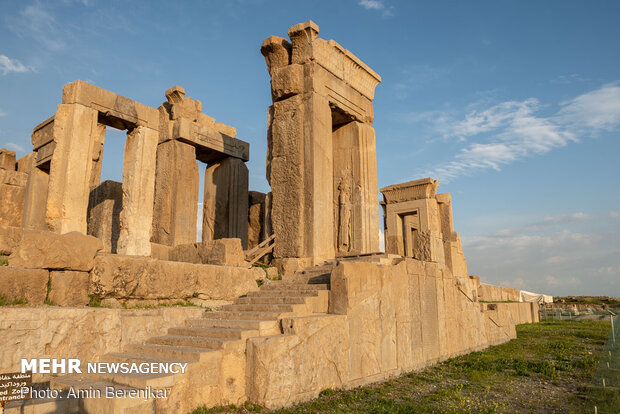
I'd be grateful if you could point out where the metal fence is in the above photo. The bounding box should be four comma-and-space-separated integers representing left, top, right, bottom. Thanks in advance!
585, 309, 619, 414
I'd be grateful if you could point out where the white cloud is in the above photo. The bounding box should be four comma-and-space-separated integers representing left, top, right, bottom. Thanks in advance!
10, 2, 66, 51
550, 74, 591, 84
0, 108, 6, 117
545, 275, 579, 287
411, 82, 620, 182
6, 142, 26, 153
359, 0, 393, 16
611, 211, 620, 218
0, 55, 32, 75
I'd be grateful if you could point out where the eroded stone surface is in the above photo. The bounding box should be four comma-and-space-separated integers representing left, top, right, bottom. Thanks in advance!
9, 230, 103, 271
49, 271, 89, 306
0, 266, 48, 304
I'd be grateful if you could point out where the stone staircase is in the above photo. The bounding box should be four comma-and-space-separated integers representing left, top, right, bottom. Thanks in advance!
40, 280, 330, 413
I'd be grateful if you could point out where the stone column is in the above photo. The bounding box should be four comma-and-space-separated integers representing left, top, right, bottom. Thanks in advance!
151, 140, 199, 246
22, 163, 49, 230
117, 126, 158, 256
88, 123, 106, 189
268, 91, 334, 266
203, 157, 249, 249
332, 121, 380, 255
45, 103, 99, 234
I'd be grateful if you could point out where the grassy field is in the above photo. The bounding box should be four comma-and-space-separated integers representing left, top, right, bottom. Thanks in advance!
193, 319, 613, 414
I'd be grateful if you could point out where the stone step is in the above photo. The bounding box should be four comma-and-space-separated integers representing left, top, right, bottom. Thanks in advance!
201, 310, 283, 320
234, 296, 307, 305
169, 326, 259, 339
259, 283, 329, 291
185, 318, 280, 334
220, 303, 301, 313
245, 289, 320, 297
126, 343, 218, 362
103, 352, 184, 365
147, 335, 237, 350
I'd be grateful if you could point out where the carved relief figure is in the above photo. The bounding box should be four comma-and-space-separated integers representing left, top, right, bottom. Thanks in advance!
337, 179, 352, 252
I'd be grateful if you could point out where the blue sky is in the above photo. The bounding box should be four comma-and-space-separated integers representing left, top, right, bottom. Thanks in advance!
1, 0, 619, 296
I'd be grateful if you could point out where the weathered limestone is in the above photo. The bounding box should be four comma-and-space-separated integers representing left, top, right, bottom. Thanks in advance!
48, 271, 89, 306
117, 126, 158, 256
8, 230, 103, 271
45, 103, 100, 234
0, 307, 205, 377
170, 238, 246, 267
248, 191, 267, 249
151, 140, 199, 246
20, 154, 49, 230
262, 21, 381, 266
0, 266, 48, 304
381, 178, 468, 277
0, 149, 28, 227
246, 260, 531, 408
0, 148, 16, 169
87, 180, 122, 253
89, 254, 261, 301
478, 283, 521, 302
332, 121, 380, 255
203, 157, 249, 248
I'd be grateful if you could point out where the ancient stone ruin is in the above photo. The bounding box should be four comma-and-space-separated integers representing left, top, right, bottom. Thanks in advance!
0, 21, 548, 413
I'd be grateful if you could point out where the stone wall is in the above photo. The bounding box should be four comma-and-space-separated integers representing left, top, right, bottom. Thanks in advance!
478, 282, 521, 302
0, 149, 29, 227
246, 260, 538, 408
0, 307, 205, 381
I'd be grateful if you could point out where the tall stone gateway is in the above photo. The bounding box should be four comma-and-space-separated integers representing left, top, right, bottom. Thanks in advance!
261, 21, 382, 270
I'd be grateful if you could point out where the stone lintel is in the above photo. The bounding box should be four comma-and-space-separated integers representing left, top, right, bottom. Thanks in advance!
171, 117, 249, 162
62, 80, 159, 130
31, 116, 55, 150
380, 178, 439, 204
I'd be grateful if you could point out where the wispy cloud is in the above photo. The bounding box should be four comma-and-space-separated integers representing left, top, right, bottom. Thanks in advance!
359, 0, 394, 17
0, 55, 32, 75
6, 142, 26, 153
611, 211, 620, 218
9, 2, 67, 51
551, 73, 591, 84
404, 82, 620, 182
0, 108, 6, 117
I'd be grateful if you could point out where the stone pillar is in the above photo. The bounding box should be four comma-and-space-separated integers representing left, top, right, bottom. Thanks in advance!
87, 180, 122, 252
117, 126, 158, 256
89, 123, 106, 189
332, 121, 380, 255
269, 92, 334, 266
22, 162, 49, 231
151, 140, 199, 246
45, 103, 99, 234
203, 157, 249, 249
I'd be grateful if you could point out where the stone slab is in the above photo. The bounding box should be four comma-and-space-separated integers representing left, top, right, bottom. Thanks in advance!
48, 271, 89, 306
0, 266, 48, 305
8, 230, 103, 271
89, 254, 261, 301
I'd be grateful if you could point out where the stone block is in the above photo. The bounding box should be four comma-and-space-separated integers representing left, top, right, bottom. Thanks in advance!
0, 148, 16, 170
117, 126, 158, 256
150, 242, 172, 261
89, 254, 260, 300
270, 64, 304, 101
48, 271, 89, 306
0, 225, 24, 255
0, 183, 25, 227
170, 238, 245, 267
16, 153, 33, 173
87, 180, 122, 253
260, 36, 291, 76
9, 230, 103, 271
203, 157, 249, 249
0, 266, 48, 305
151, 140, 199, 247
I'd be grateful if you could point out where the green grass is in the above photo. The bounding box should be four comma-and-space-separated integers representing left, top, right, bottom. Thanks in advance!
0, 255, 8, 266
191, 320, 612, 414
0, 294, 28, 306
